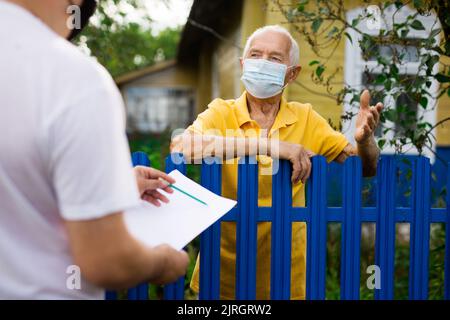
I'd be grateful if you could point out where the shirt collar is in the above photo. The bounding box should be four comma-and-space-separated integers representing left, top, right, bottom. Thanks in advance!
235, 91, 298, 130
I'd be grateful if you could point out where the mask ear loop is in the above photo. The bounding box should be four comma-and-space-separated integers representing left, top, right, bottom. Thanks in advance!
282, 65, 297, 90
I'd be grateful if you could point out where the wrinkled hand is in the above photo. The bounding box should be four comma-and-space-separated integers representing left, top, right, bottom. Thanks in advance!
279, 141, 315, 184
134, 166, 175, 207
150, 244, 189, 285
355, 90, 384, 144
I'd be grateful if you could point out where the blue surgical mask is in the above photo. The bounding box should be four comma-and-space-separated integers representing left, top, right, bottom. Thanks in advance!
241, 58, 293, 99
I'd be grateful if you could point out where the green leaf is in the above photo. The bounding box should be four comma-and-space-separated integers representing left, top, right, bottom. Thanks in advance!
391, 64, 399, 78
384, 109, 397, 122
426, 55, 440, 70
312, 18, 323, 33
419, 96, 428, 108
394, 0, 403, 9
413, 0, 423, 8
351, 17, 360, 28
378, 139, 386, 149
436, 73, 450, 83
411, 20, 425, 30
402, 158, 411, 166
327, 26, 339, 38
316, 65, 325, 78
429, 28, 441, 38
400, 29, 410, 38
375, 74, 386, 84
344, 32, 353, 44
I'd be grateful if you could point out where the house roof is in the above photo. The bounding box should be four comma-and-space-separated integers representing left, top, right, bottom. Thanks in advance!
114, 59, 176, 86
177, 0, 243, 62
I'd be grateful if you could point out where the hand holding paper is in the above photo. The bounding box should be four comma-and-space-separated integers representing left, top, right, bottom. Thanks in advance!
124, 170, 237, 250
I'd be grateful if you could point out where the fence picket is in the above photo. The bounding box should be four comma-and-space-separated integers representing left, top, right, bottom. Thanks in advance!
306, 156, 327, 300
445, 162, 450, 300
340, 156, 362, 300
235, 157, 258, 299
271, 160, 293, 299
163, 153, 186, 300
375, 156, 396, 299
409, 156, 431, 300
199, 158, 222, 300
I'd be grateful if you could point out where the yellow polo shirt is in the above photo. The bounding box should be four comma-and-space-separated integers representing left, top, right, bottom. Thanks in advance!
188, 92, 348, 299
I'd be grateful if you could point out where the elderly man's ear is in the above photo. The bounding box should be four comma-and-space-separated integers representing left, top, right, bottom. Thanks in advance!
286, 65, 301, 84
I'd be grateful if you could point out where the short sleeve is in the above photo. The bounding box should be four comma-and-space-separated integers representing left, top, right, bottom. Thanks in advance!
307, 108, 349, 162
45, 82, 140, 221
186, 99, 223, 134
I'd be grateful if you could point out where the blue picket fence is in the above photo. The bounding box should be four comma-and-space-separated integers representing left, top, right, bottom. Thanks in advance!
106, 152, 450, 300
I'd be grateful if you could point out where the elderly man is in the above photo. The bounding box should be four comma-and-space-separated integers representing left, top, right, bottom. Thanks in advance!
172, 25, 383, 299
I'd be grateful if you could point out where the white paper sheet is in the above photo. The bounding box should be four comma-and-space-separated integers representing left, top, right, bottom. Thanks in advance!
124, 170, 237, 250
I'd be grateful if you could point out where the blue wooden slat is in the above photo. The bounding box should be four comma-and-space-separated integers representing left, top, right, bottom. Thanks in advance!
132, 151, 151, 167
235, 157, 258, 299
270, 160, 292, 300
306, 156, 327, 300
105, 291, 117, 300
163, 154, 187, 300
340, 157, 362, 300
127, 287, 138, 300
444, 162, 450, 300
199, 158, 222, 300
374, 156, 396, 299
409, 156, 431, 300
137, 283, 149, 300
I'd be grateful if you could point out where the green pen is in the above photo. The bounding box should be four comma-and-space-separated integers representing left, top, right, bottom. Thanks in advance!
159, 178, 208, 206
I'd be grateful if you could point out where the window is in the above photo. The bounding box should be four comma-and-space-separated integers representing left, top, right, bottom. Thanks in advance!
125, 87, 195, 134
344, 5, 440, 158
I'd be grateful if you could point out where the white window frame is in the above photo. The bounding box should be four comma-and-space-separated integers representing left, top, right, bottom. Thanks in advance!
344, 5, 440, 160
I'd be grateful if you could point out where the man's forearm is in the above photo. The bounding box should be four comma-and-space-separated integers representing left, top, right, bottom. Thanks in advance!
172, 133, 287, 161
356, 136, 380, 177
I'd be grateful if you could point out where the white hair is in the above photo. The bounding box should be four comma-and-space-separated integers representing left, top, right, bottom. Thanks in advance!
242, 25, 300, 66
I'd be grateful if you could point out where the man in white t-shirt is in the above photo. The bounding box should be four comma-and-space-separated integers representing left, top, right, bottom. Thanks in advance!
0, 0, 188, 299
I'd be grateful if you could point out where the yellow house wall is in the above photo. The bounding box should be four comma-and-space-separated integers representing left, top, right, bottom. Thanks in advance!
437, 53, 450, 145
436, 90, 450, 146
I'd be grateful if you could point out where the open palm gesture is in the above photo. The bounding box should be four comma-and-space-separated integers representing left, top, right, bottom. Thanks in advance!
355, 90, 384, 144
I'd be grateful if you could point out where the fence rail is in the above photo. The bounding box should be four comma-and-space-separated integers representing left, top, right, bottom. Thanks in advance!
106, 152, 450, 300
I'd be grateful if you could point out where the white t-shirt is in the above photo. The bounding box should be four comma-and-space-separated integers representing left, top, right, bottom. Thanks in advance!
0, 2, 141, 299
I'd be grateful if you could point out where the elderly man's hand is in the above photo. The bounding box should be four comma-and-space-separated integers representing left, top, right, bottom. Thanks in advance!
355, 90, 384, 144
134, 166, 175, 207
279, 141, 315, 184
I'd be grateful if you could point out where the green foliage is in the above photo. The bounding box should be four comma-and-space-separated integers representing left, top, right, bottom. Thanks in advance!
73, 0, 181, 77
276, 0, 450, 155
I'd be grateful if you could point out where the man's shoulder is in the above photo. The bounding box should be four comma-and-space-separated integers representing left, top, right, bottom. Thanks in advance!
47, 38, 114, 89
206, 97, 238, 115
286, 100, 314, 116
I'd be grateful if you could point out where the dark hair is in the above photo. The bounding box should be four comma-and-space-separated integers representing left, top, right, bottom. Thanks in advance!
67, 0, 98, 41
